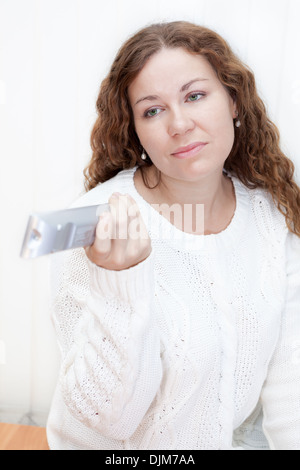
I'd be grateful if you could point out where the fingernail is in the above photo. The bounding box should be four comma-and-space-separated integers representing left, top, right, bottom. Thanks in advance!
99, 211, 110, 221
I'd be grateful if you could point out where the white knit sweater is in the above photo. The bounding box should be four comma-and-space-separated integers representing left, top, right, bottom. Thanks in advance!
47, 167, 300, 450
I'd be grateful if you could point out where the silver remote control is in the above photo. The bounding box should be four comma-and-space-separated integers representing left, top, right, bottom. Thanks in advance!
20, 204, 110, 259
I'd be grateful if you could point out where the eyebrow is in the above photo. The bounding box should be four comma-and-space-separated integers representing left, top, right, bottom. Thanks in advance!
134, 78, 209, 106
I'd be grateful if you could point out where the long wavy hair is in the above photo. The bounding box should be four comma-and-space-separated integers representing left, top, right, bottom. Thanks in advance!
84, 21, 300, 236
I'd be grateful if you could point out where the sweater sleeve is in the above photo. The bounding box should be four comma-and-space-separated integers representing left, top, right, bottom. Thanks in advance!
51, 248, 162, 441
261, 231, 300, 450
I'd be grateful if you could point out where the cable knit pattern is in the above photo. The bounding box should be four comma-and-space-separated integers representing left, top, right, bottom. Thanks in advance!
47, 167, 300, 450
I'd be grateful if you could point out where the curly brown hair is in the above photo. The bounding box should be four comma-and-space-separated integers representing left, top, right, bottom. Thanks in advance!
84, 21, 300, 236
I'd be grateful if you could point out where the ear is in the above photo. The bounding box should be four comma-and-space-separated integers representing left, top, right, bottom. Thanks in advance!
226, 88, 237, 117
230, 94, 238, 118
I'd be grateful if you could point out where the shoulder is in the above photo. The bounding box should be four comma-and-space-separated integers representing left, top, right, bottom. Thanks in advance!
233, 176, 289, 244
286, 230, 300, 275
70, 167, 137, 208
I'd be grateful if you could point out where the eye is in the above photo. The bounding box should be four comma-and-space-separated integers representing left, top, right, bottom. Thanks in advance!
187, 92, 206, 102
144, 107, 162, 118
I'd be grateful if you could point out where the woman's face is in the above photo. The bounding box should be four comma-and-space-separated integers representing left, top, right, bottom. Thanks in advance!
128, 47, 237, 183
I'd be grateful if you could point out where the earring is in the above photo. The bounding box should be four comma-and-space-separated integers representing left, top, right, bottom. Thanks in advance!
141, 150, 147, 160
234, 110, 241, 128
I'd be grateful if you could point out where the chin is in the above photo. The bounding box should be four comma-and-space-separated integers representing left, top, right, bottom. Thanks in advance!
174, 160, 218, 180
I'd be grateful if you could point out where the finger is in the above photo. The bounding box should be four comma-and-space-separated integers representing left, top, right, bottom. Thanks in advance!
127, 196, 140, 220
127, 198, 149, 241
93, 212, 112, 254
109, 193, 129, 240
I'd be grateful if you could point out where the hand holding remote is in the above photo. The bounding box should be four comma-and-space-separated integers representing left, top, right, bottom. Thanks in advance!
85, 193, 152, 271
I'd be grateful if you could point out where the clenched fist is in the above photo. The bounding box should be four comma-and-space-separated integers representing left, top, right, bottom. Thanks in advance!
85, 193, 151, 271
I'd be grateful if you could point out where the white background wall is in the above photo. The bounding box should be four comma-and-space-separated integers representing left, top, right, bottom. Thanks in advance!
0, 0, 299, 426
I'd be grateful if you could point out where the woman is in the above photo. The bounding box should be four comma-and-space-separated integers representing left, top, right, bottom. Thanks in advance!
47, 21, 300, 450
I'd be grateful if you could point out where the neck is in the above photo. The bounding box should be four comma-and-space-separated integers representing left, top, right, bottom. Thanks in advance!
136, 165, 236, 235
147, 165, 229, 207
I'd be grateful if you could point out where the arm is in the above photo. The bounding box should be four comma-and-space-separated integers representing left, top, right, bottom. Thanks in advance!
51, 248, 162, 441
261, 232, 300, 450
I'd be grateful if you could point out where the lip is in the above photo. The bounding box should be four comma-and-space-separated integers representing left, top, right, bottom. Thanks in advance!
171, 142, 207, 159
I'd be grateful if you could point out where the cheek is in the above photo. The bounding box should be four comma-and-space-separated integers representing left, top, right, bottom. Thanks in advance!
134, 119, 149, 142
204, 98, 233, 126
212, 121, 235, 161
199, 90, 234, 128
202, 103, 235, 143
198, 100, 235, 157
135, 120, 166, 153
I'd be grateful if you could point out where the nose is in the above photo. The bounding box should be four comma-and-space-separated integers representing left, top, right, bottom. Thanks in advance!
167, 108, 195, 137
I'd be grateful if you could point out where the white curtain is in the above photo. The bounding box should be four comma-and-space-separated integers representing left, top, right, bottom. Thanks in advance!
0, 0, 299, 426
